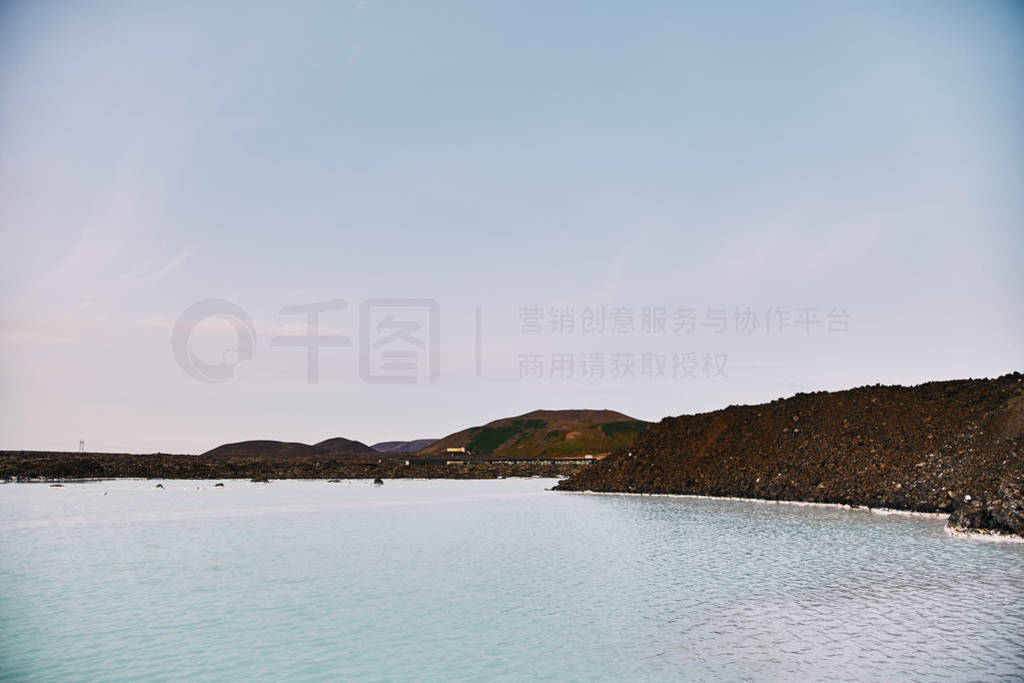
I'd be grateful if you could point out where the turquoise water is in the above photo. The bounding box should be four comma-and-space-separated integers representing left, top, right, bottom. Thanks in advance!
1, 478, 1023, 681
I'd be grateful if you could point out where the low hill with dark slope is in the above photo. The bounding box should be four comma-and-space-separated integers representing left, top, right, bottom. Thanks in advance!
556, 374, 1024, 537
419, 409, 650, 459
372, 439, 439, 453
202, 440, 327, 458
203, 438, 378, 458
314, 437, 376, 454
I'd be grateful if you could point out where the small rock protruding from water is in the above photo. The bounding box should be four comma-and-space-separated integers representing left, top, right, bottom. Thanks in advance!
50, 483, 63, 488
214, 482, 224, 487
373, 477, 384, 486
155, 483, 164, 489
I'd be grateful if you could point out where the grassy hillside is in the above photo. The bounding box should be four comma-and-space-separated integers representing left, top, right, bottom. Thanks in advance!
418, 409, 649, 459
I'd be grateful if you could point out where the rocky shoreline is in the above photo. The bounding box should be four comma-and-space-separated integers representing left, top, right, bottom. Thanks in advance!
6, 374, 1022, 537
0, 452, 584, 482
555, 373, 1024, 538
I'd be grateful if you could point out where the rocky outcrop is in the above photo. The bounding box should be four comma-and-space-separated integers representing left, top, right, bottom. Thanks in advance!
947, 475, 1024, 537
556, 374, 1024, 537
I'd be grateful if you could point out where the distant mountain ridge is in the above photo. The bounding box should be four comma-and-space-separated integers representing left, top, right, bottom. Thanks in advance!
202, 440, 327, 458
198, 409, 651, 462
203, 438, 375, 459
419, 409, 649, 459
315, 437, 376, 454
372, 439, 439, 453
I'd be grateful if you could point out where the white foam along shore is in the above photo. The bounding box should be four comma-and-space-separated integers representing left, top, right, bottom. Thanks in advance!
945, 526, 1024, 543
556, 489, 951, 519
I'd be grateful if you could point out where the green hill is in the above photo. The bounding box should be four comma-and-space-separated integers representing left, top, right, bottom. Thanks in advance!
418, 409, 649, 459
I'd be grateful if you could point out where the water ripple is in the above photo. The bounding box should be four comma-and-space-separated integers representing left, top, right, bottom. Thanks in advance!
1, 479, 1022, 681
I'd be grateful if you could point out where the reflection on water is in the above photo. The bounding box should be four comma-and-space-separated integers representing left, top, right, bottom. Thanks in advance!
1, 479, 1022, 681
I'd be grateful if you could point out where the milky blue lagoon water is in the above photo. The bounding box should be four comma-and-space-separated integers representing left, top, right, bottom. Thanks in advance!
1, 478, 1022, 681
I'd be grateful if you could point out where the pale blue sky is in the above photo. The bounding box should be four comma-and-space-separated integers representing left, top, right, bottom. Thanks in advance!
1, 0, 1022, 452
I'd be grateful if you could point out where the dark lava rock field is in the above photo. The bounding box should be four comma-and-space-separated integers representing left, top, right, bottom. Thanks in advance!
0, 452, 583, 483
556, 373, 1024, 537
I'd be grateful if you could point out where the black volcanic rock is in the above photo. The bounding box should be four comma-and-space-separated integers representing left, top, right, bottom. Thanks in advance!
948, 474, 1024, 537
371, 439, 439, 453
0, 451, 586, 481
556, 374, 1024, 537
